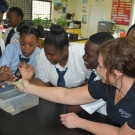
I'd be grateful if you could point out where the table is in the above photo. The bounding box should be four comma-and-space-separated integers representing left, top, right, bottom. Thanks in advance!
0, 98, 117, 135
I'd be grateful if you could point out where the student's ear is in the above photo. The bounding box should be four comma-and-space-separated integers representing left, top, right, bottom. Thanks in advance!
62, 46, 68, 55
18, 16, 22, 22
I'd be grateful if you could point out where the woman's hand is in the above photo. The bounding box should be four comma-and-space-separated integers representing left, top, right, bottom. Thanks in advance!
18, 62, 34, 81
21, 78, 34, 94
60, 113, 81, 128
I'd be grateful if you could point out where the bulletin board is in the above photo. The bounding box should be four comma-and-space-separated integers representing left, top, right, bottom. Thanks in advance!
111, 0, 132, 25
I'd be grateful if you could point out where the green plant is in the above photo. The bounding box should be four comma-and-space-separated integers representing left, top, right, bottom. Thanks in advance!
42, 17, 52, 29
56, 16, 68, 28
32, 14, 52, 29
32, 14, 43, 26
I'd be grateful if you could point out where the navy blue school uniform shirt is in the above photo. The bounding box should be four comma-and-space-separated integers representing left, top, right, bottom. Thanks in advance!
0, 42, 40, 74
88, 80, 135, 130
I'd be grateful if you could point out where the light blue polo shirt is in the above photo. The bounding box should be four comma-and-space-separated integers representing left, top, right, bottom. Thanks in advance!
0, 42, 40, 74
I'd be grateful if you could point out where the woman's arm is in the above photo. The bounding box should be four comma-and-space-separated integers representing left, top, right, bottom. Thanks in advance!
22, 79, 95, 105
61, 113, 135, 135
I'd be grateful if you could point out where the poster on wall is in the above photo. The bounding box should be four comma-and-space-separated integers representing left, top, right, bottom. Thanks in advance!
111, 0, 132, 25
96, 0, 105, 3
82, 0, 88, 4
82, 15, 87, 24
54, 0, 68, 14
82, 6, 87, 13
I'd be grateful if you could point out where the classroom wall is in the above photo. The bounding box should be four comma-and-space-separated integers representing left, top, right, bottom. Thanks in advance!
51, 0, 133, 37
51, 0, 73, 20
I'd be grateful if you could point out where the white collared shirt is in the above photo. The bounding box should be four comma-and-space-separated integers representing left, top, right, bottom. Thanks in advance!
35, 42, 91, 88
80, 69, 107, 115
4, 27, 20, 44
0, 30, 5, 56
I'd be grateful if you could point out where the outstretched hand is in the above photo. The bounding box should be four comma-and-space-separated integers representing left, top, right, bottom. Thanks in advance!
18, 62, 34, 81
60, 113, 81, 128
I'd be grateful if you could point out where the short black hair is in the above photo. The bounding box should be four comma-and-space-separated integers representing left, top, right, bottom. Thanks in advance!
89, 32, 114, 45
8, 7, 24, 20
0, 0, 8, 13
126, 24, 135, 36
44, 24, 69, 51
17, 21, 45, 39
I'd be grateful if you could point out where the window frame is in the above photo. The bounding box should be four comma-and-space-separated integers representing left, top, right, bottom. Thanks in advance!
2, 0, 52, 21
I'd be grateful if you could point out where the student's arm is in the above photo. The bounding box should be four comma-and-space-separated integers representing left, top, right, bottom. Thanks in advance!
66, 105, 83, 114
0, 46, 17, 81
83, 79, 89, 85
0, 44, 14, 67
60, 113, 135, 135
29, 77, 50, 86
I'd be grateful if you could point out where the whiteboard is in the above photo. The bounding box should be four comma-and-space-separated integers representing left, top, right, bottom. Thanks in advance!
87, 6, 106, 37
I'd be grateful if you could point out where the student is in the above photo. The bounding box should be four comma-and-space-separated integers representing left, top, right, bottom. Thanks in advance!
19, 29, 113, 115
67, 32, 114, 114
20, 37, 135, 135
19, 24, 91, 87
0, 0, 8, 57
4, 7, 24, 46
0, 23, 45, 79
126, 24, 135, 39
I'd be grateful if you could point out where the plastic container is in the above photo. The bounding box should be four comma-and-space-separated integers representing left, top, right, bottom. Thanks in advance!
0, 82, 39, 115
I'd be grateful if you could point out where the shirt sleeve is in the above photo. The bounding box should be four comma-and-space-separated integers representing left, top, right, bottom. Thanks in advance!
0, 45, 15, 67
35, 52, 49, 83
127, 110, 135, 130
88, 80, 107, 100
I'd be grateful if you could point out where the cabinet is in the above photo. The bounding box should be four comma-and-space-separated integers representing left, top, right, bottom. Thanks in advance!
65, 28, 82, 37
74, 40, 87, 44
74, 29, 82, 37
38, 39, 44, 48
66, 29, 74, 33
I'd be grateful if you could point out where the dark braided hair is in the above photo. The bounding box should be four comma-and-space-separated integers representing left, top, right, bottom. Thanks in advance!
17, 21, 45, 40
44, 24, 69, 51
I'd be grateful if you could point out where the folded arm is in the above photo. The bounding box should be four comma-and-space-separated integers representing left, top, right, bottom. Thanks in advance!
61, 113, 135, 135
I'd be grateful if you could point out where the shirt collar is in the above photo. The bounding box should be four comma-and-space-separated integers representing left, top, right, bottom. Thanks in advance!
11, 27, 17, 32
55, 63, 68, 71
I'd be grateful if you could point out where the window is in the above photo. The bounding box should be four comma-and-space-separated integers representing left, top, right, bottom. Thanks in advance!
2, 0, 52, 20
7, 0, 32, 20
32, 0, 52, 19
